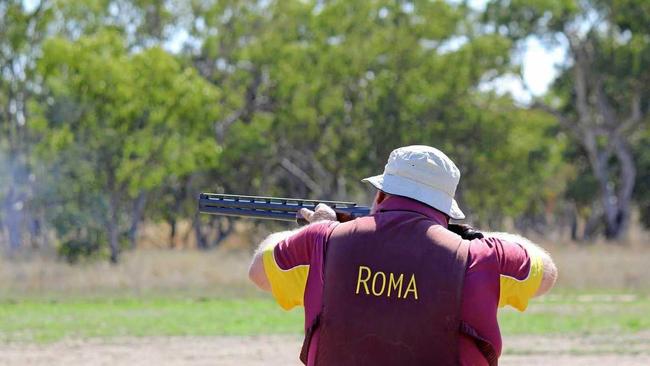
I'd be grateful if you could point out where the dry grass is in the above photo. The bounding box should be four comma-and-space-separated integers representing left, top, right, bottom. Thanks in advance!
543, 242, 650, 292
532, 220, 650, 292
0, 248, 258, 299
2, 225, 650, 298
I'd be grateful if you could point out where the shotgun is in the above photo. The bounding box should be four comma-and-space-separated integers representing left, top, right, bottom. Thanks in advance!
198, 193, 371, 224
198, 193, 483, 239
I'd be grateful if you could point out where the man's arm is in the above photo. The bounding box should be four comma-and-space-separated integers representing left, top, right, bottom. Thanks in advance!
248, 230, 299, 292
248, 203, 338, 292
486, 231, 558, 297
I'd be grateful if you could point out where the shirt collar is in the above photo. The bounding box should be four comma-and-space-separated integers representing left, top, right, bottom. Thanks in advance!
375, 195, 449, 227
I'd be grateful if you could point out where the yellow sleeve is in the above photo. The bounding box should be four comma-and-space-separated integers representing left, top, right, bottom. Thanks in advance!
498, 251, 544, 311
262, 244, 309, 310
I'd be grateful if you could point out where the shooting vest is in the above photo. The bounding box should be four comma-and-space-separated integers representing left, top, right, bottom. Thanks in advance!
301, 210, 470, 366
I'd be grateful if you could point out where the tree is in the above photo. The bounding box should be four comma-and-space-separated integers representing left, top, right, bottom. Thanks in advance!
485, 0, 650, 238
632, 129, 650, 228
1, 0, 591, 260
183, 0, 564, 228
36, 31, 221, 262
52, 0, 177, 47
0, 0, 53, 253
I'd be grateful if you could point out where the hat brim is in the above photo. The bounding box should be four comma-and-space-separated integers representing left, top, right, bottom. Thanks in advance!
362, 174, 465, 220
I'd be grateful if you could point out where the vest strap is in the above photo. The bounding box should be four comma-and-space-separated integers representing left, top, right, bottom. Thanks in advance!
299, 222, 337, 364
460, 321, 498, 366
299, 314, 320, 364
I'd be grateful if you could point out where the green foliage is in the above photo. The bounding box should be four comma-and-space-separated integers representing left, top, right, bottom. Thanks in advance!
57, 237, 105, 264
187, 0, 556, 226
460, 102, 568, 222
484, 0, 580, 39
3, 0, 649, 260
485, 0, 650, 236
35, 30, 221, 259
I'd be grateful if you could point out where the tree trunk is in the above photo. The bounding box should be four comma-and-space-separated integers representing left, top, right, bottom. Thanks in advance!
569, 202, 578, 241
169, 217, 177, 249
108, 190, 120, 264
193, 213, 207, 250
214, 217, 234, 247
590, 149, 618, 236
582, 134, 636, 240
607, 139, 636, 239
35, 210, 50, 250
3, 189, 23, 253
128, 191, 147, 250
583, 205, 602, 240
2, 155, 29, 253
167, 177, 189, 249
569, 45, 639, 241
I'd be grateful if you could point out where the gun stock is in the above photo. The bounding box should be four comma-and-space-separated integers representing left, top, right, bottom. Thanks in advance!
198, 193, 483, 239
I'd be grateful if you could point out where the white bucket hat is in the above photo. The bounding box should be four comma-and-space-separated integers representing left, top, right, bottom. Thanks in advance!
362, 145, 465, 219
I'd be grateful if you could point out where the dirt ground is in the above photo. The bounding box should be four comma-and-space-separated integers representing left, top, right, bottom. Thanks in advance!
1, 333, 649, 366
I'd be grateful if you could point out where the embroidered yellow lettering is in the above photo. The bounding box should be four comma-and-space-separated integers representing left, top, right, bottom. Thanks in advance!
387, 273, 404, 298
371, 271, 386, 296
355, 266, 417, 300
403, 274, 419, 300
355, 266, 371, 295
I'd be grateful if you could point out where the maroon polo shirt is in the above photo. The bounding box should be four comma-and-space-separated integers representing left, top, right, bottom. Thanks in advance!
266, 195, 539, 365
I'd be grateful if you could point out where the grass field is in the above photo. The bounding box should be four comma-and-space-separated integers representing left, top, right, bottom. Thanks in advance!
2, 240, 650, 364
1, 292, 649, 343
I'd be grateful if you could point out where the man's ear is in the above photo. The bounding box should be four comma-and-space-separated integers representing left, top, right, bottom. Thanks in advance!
375, 190, 388, 204
371, 190, 388, 214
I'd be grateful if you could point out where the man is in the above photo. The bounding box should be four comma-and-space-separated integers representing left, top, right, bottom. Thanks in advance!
248, 145, 557, 365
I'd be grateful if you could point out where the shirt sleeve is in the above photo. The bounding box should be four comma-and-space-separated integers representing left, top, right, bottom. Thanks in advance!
262, 221, 333, 310
483, 236, 544, 311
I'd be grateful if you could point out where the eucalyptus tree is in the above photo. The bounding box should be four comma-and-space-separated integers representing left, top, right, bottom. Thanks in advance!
484, 0, 650, 238
184, 0, 565, 227
37, 32, 220, 262
0, 0, 53, 252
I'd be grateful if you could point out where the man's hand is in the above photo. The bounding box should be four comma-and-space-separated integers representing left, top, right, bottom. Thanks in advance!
448, 223, 484, 240
297, 203, 337, 224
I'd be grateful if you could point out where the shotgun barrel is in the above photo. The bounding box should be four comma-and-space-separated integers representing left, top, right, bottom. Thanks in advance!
198, 193, 483, 239
198, 193, 371, 222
